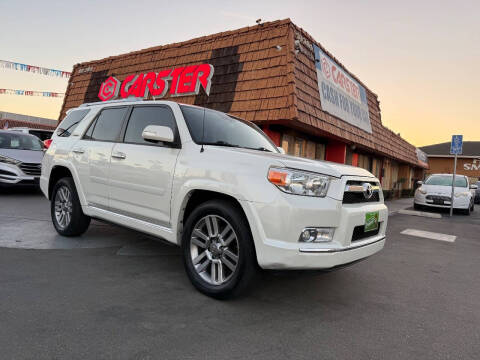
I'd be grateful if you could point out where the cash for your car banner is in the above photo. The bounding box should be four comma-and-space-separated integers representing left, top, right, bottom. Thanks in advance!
313, 45, 372, 134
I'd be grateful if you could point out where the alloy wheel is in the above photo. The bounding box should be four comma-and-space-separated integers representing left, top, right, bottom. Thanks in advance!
54, 185, 73, 229
190, 215, 240, 285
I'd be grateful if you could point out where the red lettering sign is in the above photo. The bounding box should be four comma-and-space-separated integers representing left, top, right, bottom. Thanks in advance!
98, 64, 214, 101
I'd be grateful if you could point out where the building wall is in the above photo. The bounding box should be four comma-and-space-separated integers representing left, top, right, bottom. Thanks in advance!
427, 157, 480, 180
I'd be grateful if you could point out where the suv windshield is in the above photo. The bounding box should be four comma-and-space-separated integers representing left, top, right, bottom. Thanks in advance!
180, 105, 278, 153
425, 175, 467, 188
0, 132, 43, 151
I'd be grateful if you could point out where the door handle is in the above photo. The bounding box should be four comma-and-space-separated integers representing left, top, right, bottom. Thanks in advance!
72, 148, 85, 154
111, 151, 126, 159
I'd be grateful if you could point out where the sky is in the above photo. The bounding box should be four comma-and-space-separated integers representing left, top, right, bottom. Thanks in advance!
0, 0, 478, 147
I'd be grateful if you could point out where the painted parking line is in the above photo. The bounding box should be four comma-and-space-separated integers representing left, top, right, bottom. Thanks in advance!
400, 229, 456, 242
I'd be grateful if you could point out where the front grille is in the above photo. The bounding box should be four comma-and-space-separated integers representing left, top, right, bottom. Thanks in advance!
343, 191, 380, 204
342, 180, 381, 204
19, 162, 41, 176
352, 223, 381, 242
426, 195, 451, 205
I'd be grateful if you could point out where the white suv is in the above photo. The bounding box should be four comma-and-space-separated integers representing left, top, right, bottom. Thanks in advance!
41, 100, 388, 298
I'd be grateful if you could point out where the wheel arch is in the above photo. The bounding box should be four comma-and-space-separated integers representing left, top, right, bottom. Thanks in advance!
176, 190, 257, 262
48, 165, 74, 200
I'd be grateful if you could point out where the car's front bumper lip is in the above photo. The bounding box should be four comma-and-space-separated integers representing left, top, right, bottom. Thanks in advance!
415, 193, 470, 209
0, 164, 38, 185
299, 235, 385, 253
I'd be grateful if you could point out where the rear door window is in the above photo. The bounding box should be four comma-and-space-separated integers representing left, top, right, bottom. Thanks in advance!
123, 106, 178, 146
89, 107, 128, 142
56, 109, 90, 137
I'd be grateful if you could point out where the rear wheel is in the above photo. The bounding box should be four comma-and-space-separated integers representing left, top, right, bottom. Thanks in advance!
182, 200, 257, 299
51, 177, 90, 236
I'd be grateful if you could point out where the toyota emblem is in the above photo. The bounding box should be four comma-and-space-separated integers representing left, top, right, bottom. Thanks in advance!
362, 183, 373, 200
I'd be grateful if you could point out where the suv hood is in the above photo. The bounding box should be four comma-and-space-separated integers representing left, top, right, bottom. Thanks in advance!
221, 147, 375, 178
0, 149, 44, 164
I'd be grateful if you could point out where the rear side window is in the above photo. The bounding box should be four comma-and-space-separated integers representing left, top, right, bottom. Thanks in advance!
56, 109, 90, 137
88, 107, 128, 142
124, 106, 178, 145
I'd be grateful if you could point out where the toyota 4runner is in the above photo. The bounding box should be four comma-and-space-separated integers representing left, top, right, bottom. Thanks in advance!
41, 100, 388, 298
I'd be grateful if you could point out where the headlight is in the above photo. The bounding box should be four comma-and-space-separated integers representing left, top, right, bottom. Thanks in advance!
267, 167, 332, 197
455, 192, 470, 198
417, 187, 427, 195
0, 155, 20, 165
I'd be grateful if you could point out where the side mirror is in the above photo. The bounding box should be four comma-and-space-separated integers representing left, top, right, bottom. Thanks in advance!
277, 147, 286, 154
142, 125, 174, 143
470, 184, 478, 190
417, 181, 423, 185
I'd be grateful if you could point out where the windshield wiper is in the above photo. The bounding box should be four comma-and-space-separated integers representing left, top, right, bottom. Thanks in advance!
250, 146, 272, 152
202, 142, 273, 152
202, 141, 240, 148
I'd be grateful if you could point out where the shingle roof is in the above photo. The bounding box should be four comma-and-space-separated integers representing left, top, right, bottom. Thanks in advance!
59, 18, 421, 166
0, 118, 56, 130
420, 142, 480, 157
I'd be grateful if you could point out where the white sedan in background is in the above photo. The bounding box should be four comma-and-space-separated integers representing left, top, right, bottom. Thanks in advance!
414, 174, 477, 215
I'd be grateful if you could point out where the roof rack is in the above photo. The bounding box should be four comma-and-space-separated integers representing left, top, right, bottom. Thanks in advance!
79, 98, 145, 107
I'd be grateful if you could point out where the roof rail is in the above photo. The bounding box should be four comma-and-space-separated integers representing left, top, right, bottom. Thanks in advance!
79, 98, 145, 107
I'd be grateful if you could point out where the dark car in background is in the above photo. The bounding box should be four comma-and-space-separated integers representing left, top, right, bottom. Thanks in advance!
9, 127, 54, 141
475, 181, 480, 204
0, 130, 43, 188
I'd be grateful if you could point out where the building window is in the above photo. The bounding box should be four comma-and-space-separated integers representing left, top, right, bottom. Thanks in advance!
294, 138, 304, 157
315, 143, 325, 160
281, 133, 326, 160
305, 141, 315, 159
281, 134, 294, 155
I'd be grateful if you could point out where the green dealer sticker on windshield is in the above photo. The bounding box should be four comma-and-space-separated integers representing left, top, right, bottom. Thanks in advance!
365, 211, 379, 232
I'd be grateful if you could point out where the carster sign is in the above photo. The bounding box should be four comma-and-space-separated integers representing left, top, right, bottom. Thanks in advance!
98, 63, 214, 101
313, 45, 372, 134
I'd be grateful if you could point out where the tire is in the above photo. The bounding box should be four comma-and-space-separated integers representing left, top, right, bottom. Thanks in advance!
413, 202, 422, 211
462, 205, 471, 216
51, 177, 91, 236
182, 199, 257, 299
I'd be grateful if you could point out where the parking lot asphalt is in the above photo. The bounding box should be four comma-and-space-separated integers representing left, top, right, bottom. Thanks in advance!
1, 189, 479, 360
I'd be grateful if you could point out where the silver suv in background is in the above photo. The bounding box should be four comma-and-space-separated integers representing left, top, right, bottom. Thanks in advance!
0, 130, 44, 187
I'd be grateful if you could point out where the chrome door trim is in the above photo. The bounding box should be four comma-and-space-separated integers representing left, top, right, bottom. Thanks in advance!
88, 205, 172, 233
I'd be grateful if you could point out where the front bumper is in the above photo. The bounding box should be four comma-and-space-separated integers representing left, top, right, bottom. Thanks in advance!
241, 192, 388, 270
0, 163, 39, 186
414, 192, 470, 209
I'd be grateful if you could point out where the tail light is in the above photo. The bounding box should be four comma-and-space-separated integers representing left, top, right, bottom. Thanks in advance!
43, 139, 53, 149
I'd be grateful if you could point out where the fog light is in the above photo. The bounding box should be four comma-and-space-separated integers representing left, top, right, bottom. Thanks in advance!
299, 227, 335, 242
302, 230, 312, 242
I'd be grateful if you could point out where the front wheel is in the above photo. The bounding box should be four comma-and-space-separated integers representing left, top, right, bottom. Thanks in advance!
51, 177, 91, 236
182, 200, 257, 299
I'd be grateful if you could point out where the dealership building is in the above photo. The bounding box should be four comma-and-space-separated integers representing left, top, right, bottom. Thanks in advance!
420, 141, 480, 182
60, 19, 426, 197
